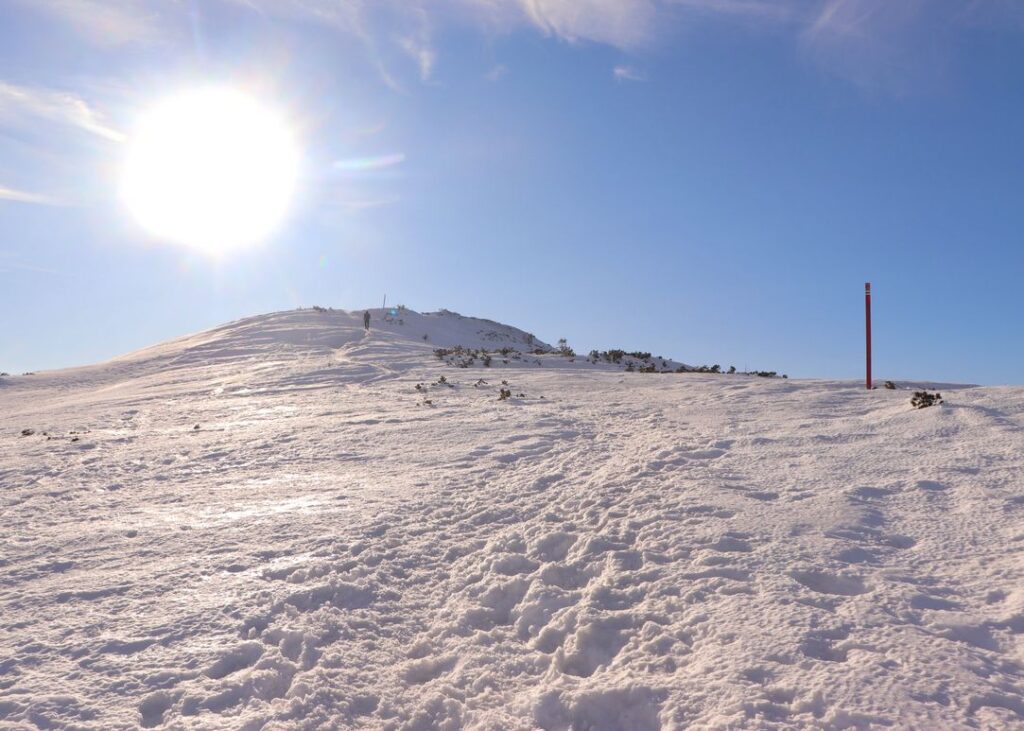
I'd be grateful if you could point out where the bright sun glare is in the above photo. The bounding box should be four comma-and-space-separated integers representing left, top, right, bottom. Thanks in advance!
122, 88, 299, 254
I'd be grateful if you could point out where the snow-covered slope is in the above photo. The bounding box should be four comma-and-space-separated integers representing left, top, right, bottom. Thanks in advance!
112, 307, 553, 364
1, 309, 1023, 730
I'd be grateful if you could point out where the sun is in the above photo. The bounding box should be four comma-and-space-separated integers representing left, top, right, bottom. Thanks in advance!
122, 88, 299, 254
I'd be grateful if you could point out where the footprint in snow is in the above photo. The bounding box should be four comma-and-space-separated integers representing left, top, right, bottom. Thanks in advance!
710, 535, 753, 553
799, 625, 852, 662
789, 570, 868, 597
139, 691, 173, 728
205, 642, 263, 679
532, 531, 577, 562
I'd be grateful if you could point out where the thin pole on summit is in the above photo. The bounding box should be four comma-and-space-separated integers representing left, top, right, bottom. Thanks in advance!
865, 282, 872, 390
382, 294, 387, 310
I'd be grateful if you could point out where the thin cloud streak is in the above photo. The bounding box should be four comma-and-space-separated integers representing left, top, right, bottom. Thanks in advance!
0, 185, 65, 206
0, 249, 67, 277
486, 65, 509, 81
400, 37, 438, 81
0, 82, 126, 142
798, 0, 952, 94
613, 65, 646, 82
518, 0, 658, 49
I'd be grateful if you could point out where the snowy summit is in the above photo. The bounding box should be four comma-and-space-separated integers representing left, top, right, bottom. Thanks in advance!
1, 307, 1023, 729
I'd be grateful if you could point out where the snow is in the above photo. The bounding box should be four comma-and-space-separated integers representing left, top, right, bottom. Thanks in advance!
1, 307, 1023, 729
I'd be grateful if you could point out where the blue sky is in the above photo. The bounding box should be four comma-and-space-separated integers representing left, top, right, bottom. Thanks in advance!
2, 1, 1024, 384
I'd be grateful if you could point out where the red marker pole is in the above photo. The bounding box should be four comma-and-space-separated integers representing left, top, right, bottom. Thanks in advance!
865, 282, 872, 390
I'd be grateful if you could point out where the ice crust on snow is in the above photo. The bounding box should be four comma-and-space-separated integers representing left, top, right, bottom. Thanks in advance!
1, 307, 1024, 729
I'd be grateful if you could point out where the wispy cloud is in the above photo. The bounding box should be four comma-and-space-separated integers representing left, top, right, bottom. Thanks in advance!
0, 185, 65, 206
518, 0, 659, 48
400, 36, 438, 82
297, 0, 796, 49
0, 81, 126, 142
798, 0, 954, 93
216, 1, 912, 91
19, 0, 1024, 95
486, 65, 509, 82
13, 0, 165, 46
804, 0, 930, 45
226, 0, 666, 88
613, 65, 646, 82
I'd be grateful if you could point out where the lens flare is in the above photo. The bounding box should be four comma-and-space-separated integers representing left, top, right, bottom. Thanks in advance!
332, 153, 405, 173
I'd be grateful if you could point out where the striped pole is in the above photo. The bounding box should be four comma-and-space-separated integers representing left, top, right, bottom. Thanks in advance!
865, 282, 872, 390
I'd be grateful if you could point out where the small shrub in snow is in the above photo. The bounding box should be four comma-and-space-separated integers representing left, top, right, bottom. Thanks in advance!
911, 391, 943, 409
673, 364, 721, 374
728, 366, 736, 374
590, 349, 667, 372
884, 381, 896, 390
498, 388, 512, 401
434, 345, 504, 368
556, 338, 575, 357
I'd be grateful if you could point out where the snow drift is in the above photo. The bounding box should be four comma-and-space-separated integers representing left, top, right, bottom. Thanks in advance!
1, 308, 1023, 730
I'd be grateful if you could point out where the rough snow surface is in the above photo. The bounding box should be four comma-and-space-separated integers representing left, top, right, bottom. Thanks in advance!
1, 308, 1023, 730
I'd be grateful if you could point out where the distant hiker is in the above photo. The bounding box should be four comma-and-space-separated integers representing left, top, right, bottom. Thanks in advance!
363, 310, 371, 331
